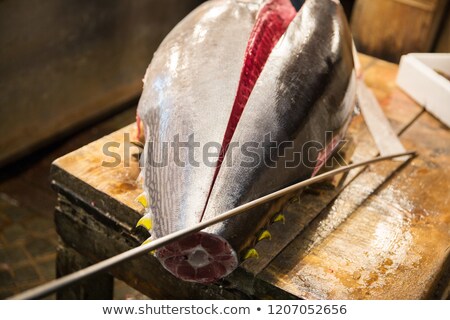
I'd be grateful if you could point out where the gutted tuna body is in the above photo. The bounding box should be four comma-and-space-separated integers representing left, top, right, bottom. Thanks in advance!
137, 0, 356, 283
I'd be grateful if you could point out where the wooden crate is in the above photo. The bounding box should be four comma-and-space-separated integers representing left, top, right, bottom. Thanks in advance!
436, 10, 450, 52
351, 0, 448, 62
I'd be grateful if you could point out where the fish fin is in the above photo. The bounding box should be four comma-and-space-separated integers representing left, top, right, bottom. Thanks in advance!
131, 141, 144, 149
136, 213, 152, 230
131, 141, 144, 160
257, 230, 272, 242
135, 192, 149, 208
272, 213, 285, 224
141, 237, 155, 255
243, 248, 259, 260
132, 152, 141, 162
136, 171, 144, 187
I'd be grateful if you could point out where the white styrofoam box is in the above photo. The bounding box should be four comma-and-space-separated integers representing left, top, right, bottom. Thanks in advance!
396, 53, 450, 127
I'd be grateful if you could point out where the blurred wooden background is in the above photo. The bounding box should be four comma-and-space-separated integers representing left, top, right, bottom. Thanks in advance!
0, 0, 203, 167
0, 0, 448, 167
351, 0, 449, 62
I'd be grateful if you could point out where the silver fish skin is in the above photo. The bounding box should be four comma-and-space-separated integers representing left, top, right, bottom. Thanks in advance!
202, 0, 356, 253
137, 0, 262, 238
137, 0, 356, 283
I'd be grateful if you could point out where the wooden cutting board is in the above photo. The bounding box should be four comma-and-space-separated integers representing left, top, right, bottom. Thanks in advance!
51, 54, 450, 299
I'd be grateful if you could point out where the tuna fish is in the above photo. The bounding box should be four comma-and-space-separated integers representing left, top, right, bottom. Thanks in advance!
136, 0, 356, 284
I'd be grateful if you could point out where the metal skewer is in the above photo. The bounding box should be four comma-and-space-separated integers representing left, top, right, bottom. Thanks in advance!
9, 150, 415, 300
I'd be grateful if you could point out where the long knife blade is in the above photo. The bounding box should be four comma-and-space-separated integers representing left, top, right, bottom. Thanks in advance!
357, 78, 407, 161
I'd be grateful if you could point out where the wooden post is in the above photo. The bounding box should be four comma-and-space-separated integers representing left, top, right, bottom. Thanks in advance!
56, 245, 113, 300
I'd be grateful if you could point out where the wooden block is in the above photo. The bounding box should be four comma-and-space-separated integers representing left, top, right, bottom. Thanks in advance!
51, 124, 144, 229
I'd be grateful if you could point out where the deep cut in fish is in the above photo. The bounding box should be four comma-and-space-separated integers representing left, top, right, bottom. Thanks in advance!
136, 0, 356, 284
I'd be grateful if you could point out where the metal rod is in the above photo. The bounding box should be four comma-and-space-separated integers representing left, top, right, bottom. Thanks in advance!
9, 150, 415, 300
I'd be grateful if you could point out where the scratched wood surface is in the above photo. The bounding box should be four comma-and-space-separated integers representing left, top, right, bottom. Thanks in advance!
51, 55, 450, 299
258, 111, 450, 299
